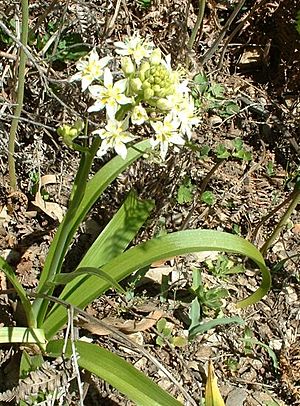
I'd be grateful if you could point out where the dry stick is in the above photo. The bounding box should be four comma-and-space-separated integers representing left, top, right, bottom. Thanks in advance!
200, 0, 246, 66
8, 0, 29, 191
46, 0, 69, 74
187, 0, 206, 52
0, 21, 84, 118
32, 0, 61, 33
217, 0, 270, 69
251, 191, 297, 244
180, 159, 224, 230
260, 184, 300, 256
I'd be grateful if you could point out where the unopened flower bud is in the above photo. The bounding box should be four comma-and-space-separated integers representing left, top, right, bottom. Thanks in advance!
57, 120, 84, 148
139, 61, 150, 81
144, 88, 154, 100
153, 85, 161, 94
121, 56, 135, 75
130, 77, 142, 93
149, 48, 161, 65
156, 98, 172, 110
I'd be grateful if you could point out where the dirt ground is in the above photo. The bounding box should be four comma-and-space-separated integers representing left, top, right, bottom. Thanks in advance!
0, 0, 299, 404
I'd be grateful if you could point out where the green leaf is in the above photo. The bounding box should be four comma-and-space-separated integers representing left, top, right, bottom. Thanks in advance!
201, 191, 215, 206
0, 257, 36, 328
243, 338, 279, 369
44, 230, 271, 339
43, 190, 154, 338
193, 73, 209, 94
210, 82, 224, 98
0, 327, 46, 346
189, 316, 244, 340
49, 267, 126, 294
225, 102, 240, 115
20, 351, 44, 379
177, 178, 194, 204
216, 144, 230, 159
34, 140, 151, 324
47, 340, 182, 406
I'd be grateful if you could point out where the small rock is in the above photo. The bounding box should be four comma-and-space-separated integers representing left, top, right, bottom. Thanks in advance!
226, 388, 247, 405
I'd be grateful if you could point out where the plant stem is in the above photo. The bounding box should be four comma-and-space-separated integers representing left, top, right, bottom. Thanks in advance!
8, 0, 29, 190
260, 182, 300, 256
187, 0, 206, 51
34, 137, 101, 326
200, 0, 245, 66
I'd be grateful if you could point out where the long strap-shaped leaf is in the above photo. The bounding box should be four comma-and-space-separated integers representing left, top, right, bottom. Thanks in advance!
43, 230, 271, 339
33, 140, 151, 325
47, 340, 182, 406
0, 257, 36, 327
44, 190, 154, 337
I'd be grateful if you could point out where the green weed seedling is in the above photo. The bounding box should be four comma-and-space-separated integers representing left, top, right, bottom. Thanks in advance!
201, 190, 215, 206
34, 21, 89, 63
177, 176, 195, 205
156, 318, 187, 348
205, 254, 245, 279
242, 327, 278, 369
192, 73, 240, 118
188, 268, 244, 340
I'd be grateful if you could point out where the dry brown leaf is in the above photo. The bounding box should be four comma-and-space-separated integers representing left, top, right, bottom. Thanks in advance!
32, 174, 65, 222
78, 310, 164, 336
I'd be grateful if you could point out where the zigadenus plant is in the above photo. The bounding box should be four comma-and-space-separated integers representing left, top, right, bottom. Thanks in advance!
0, 34, 271, 405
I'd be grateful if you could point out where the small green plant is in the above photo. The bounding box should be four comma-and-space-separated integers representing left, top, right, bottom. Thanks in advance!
265, 161, 275, 176
188, 268, 245, 341
242, 326, 278, 369
34, 23, 89, 63
201, 190, 215, 206
205, 254, 245, 279
177, 177, 195, 204
156, 318, 187, 347
192, 73, 240, 117
195, 138, 252, 162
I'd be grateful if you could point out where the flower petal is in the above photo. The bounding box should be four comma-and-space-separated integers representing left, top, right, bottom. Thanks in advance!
115, 141, 128, 159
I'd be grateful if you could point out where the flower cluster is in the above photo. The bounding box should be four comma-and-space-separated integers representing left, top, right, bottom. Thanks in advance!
70, 34, 199, 160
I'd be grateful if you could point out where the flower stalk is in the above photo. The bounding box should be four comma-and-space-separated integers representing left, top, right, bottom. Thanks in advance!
8, 0, 29, 190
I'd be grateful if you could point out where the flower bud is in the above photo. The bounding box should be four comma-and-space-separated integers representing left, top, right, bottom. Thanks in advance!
144, 88, 154, 100
57, 121, 83, 148
156, 98, 172, 110
139, 61, 150, 81
149, 48, 161, 65
130, 77, 142, 93
142, 80, 151, 90
121, 56, 135, 75
153, 84, 161, 94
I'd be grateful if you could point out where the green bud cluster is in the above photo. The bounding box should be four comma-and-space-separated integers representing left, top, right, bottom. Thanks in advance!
138, 63, 175, 100
57, 120, 84, 148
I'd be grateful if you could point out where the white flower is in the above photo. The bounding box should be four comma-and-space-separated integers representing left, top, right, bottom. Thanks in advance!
176, 96, 200, 140
88, 68, 132, 119
114, 34, 154, 65
150, 114, 185, 160
93, 118, 135, 159
70, 48, 111, 91
131, 105, 148, 125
